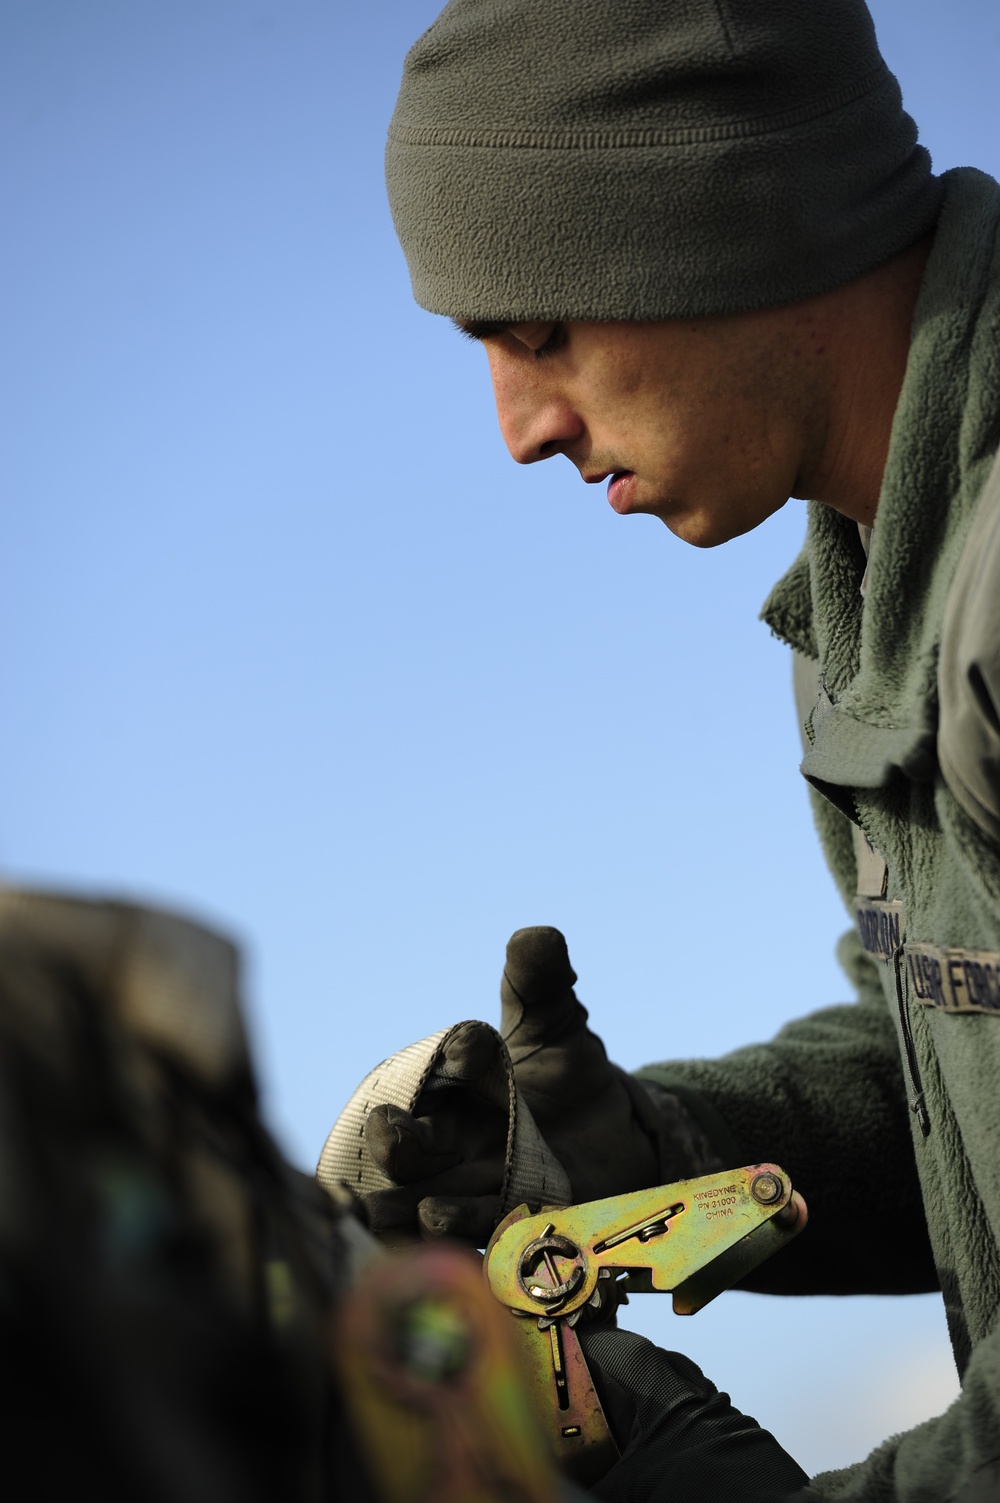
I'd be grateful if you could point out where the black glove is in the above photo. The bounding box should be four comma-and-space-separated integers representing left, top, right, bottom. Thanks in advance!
578, 1327, 809, 1502
361, 927, 718, 1246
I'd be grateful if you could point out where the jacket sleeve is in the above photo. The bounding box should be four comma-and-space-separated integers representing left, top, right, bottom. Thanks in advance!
634, 927, 938, 1295
798, 1329, 1000, 1502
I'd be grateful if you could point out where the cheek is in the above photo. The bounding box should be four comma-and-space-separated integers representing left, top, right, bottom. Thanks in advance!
670, 387, 786, 487
641, 397, 722, 480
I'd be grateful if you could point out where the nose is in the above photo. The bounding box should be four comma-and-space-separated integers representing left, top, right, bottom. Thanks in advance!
485, 350, 584, 465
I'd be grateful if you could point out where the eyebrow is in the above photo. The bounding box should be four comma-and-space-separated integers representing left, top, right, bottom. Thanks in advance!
451, 318, 513, 341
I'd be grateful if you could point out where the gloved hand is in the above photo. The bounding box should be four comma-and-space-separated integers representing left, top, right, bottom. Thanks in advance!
578, 1327, 809, 1503
361, 927, 714, 1246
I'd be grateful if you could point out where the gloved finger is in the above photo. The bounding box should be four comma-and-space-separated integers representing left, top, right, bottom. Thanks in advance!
364, 1097, 505, 1196
500, 927, 580, 1055
363, 1104, 462, 1184
361, 1184, 424, 1233
500, 928, 618, 1115
433, 1020, 506, 1085
578, 1328, 712, 1450
416, 1193, 502, 1246
360, 1187, 502, 1245
360, 1181, 500, 1240
579, 1328, 808, 1503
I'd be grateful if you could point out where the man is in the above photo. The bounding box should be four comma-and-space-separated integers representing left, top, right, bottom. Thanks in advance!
342, 0, 1000, 1497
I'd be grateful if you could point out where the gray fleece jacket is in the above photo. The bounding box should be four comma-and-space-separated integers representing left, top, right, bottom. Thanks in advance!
638, 166, 1000, 1502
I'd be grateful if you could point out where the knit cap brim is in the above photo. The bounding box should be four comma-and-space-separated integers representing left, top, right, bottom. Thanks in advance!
386, 0, 943, 321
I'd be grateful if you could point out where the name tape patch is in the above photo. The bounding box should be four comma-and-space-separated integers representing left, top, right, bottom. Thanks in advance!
854, 829, 889, 899
854, 898, 904, 961
905, 943, 1000, 1015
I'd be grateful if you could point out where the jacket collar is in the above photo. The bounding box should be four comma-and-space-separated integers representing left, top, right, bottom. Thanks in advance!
761, 167, 1000, 795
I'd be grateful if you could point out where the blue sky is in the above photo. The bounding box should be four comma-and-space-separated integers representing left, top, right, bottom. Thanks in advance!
4, 0, 999, 1477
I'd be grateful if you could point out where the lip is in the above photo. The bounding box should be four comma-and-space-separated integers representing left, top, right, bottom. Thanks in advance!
606, 471, 636, 514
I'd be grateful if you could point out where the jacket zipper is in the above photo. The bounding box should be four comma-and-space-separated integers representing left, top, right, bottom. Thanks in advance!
892, 948, 930, 1137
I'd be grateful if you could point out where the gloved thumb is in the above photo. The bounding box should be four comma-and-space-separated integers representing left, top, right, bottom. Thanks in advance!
498, 927, 660, 1200
500, 926, 591, 1063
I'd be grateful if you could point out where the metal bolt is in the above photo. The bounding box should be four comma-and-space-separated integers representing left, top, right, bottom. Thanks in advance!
750, 1172, 783, 1206
517, 1232, 585, 1306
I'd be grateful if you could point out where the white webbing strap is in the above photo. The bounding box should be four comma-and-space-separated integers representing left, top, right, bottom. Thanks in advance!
316, 1020, 571, 1216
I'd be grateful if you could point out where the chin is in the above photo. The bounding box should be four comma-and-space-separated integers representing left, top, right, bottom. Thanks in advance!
661, 512, 736, 549
664, 497, 787, 549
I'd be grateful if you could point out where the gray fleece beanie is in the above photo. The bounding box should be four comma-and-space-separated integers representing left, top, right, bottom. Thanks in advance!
386, 0, 942, 321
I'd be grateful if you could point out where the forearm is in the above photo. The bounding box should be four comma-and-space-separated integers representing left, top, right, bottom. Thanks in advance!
633, 932, 937, 1294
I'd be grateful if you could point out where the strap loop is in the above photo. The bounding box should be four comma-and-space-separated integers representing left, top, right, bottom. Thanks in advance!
317, 1021, 571, 1216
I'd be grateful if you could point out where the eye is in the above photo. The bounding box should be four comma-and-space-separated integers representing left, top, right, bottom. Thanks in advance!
508, 322, 567, 360
532, 323, 567, 361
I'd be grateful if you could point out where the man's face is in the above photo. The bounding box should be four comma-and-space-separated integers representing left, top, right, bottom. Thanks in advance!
462, 311, 825, 548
